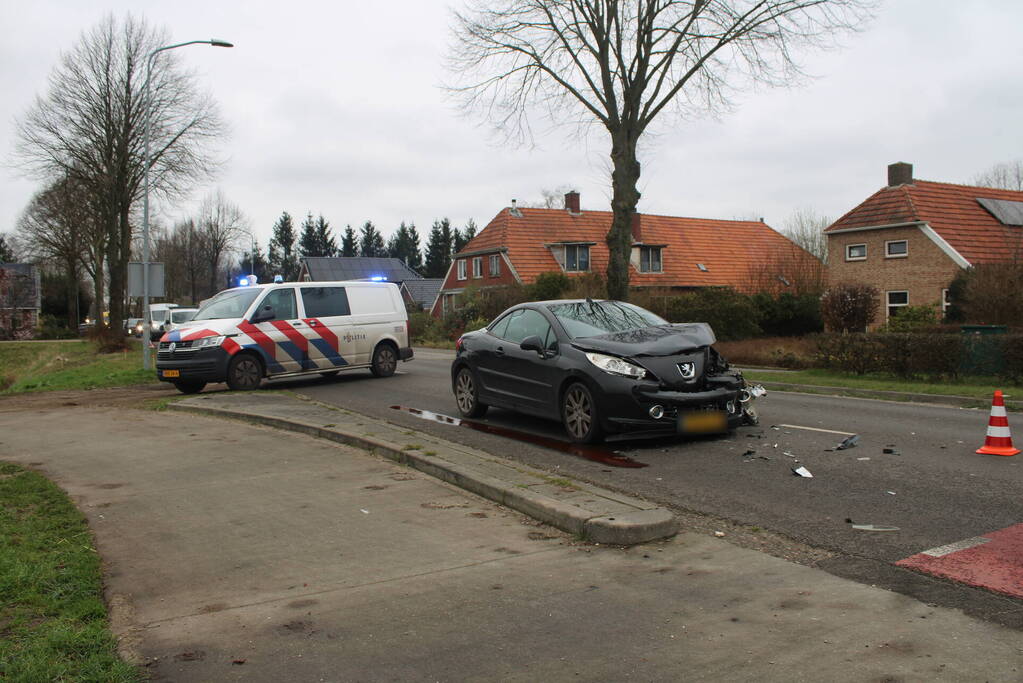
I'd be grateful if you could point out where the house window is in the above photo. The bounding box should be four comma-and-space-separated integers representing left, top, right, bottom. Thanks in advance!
489, 254, 501, 277
565, 244, 590, 272
885, 240, 908, 258
444, 293, 458, 312
472, 257, 483, 278
846, 244, 867, 261
887, 290, 909, 319
457, 259, 466, 280
942, 288, 951, 314
639, 247, 662, 273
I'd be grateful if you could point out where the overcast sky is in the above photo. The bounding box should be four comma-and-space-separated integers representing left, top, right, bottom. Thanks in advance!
2, 1, 1021, 254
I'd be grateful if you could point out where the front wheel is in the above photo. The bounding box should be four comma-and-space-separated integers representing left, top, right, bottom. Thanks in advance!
172, 380, 206, 395
370, 344, 398, 377
562, 382, 603, 443
454, 367, 488, 418
226, 354, 262, 391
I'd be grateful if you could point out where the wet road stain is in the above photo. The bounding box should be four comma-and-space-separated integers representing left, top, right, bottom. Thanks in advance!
389, 405, 648, 469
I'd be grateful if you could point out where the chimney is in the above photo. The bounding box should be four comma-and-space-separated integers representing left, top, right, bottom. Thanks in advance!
564, 190, 580, 214
888, 162, 913, 187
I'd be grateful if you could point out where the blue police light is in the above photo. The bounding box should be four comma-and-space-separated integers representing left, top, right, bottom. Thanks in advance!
248, 274, 258, 285
370, 275, 386, 281
238, 276, 249, 286
273, 274, 284, 283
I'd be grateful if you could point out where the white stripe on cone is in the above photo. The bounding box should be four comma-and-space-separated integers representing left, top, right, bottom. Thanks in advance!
991, 406, 1007, 418
987, 426, 1012, 438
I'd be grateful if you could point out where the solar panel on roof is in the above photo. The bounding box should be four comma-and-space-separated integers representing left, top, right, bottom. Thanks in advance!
977, 198, 1023, 226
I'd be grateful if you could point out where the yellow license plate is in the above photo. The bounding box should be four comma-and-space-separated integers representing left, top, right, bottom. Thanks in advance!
161, 369, 180, 378
679, 410, 726, 434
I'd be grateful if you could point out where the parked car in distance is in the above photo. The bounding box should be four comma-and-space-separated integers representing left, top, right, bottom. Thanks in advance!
155, 280, 413, 394
451, 299, 764, 443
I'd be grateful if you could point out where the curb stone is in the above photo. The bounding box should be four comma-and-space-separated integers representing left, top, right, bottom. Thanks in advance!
169, 394, 678, 546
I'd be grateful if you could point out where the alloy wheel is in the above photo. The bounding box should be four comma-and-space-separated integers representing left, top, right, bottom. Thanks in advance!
564, 385, 593, 440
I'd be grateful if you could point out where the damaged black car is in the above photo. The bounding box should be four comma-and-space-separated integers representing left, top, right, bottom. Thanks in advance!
451, 298, 764, 443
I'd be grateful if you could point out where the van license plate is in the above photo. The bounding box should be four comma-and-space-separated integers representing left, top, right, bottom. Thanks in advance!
161, 370, 180, 378
679, 410, 726, 434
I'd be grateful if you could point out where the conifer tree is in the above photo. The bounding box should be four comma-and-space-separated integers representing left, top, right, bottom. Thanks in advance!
423, 218, 455, 278
359, 220, 386, 257
340, 225, 358, 257
268, 211, 299, 281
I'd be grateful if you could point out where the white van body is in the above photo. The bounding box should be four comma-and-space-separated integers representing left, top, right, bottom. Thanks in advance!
147, 303, 179, 340
154, 281, 412, 393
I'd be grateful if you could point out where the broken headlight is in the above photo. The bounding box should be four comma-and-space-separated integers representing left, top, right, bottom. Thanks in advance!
585, 352, 647, 379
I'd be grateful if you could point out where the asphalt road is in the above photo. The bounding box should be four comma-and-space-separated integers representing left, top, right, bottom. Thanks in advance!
279, 347, 1023, 624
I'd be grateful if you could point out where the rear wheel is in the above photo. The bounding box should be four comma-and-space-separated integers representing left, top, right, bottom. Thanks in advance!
562, 382, 603, 443
454, 367, 488, 418
172, 380, 206, 395
226, 354, 262, 391
370, 343, 398, 377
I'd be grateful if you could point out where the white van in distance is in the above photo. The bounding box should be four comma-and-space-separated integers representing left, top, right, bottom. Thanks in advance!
155, 280, 413, 394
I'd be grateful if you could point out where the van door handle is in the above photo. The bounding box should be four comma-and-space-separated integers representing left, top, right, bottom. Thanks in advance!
495, 346, 504, 357
293, 321, 303, 326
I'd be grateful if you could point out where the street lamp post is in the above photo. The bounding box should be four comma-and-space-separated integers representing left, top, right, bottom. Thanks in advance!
142, 38, 233, 370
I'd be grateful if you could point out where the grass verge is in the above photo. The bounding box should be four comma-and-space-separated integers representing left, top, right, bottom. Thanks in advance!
743, 368, 1023, 403
0, 462, 138, 681
0, 340, 156, 394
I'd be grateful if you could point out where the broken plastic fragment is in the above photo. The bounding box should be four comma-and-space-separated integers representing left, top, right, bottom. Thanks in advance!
851, 524, 899, 532
835, 434, 859, 450
714, 531, 725, 538
792, 466, 813, 478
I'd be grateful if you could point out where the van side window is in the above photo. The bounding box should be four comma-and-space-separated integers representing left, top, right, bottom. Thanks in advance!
301, 287, 350, 317
259, 288, 297, 321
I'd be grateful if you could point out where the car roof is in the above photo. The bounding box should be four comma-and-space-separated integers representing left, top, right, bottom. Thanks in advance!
218, 279, 395, 294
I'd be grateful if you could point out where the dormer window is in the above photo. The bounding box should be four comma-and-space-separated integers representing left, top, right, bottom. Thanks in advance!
639, 246, 662, 273
565, 244, 590, 272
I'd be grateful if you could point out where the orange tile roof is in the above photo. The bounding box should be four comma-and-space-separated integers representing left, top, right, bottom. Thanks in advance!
826, 180, 1023, 264
458, 206, 811, 290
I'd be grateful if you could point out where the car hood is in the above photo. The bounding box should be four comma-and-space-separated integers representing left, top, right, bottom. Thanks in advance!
570, 323, 716, 357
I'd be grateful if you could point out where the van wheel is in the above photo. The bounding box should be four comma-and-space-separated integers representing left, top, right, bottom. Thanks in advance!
172, 380, 206, 394
226, 354, 262, 391
370, 344, 398, 377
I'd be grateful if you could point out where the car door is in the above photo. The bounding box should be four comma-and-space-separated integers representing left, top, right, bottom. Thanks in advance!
247, 287, 304, 374
299, 285, 353, 370
487, 307, 559, 414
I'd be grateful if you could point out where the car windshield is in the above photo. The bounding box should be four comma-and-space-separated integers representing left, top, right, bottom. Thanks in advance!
547, 301, 667, 339
151, 310, 167, 322
192, 289, 261, 321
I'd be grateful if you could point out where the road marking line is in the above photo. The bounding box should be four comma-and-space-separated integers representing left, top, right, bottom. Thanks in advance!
776, 424, 856, 436
921, 537, 991, 557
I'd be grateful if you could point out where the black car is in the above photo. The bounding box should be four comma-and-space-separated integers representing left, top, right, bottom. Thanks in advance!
450, 299, 764, 443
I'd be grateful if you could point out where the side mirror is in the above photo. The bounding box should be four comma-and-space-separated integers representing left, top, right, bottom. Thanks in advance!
250, 305, 275, 324
520, 335, 543, 354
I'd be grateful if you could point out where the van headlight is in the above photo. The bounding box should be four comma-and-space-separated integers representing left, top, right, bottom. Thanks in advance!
585, 352, 647, 379
194, 335, 225, 349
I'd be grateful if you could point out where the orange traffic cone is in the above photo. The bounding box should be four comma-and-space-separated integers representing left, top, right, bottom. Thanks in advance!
976, 390, 1020, 456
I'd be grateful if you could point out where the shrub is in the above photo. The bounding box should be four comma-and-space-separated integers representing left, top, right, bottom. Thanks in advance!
566, 272, 607, 300
812, 333, 881, 375
663, 288, 761, 341
751, 292, 822, 337
88, 325, 129, 353
820, 284, 879, 332
529, 271, 571, 300
1001, 334, 1023, 383
959, 263, 1023, 327
880, 304, 939, 332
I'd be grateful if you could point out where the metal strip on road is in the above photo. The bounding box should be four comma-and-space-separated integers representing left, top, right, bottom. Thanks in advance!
895, 523, 1023, 599
776, 423, 856, 436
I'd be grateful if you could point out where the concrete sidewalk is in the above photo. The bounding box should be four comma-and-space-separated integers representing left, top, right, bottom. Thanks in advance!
1, 405, 1022, 681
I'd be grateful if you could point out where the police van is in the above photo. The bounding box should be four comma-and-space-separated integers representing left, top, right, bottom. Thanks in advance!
155, 280, 413, 394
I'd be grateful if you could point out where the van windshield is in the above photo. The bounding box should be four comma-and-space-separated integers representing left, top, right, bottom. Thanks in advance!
171, 309, 197, 323
150, 310, 167, 323
192, 289, 261, 321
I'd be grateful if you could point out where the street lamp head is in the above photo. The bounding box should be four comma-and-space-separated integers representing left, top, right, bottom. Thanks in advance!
210, 39, 234, 48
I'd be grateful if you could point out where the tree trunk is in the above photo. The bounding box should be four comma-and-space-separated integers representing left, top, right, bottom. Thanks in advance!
605, 130, 642, 301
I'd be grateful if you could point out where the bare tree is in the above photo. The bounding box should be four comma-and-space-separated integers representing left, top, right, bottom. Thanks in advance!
523, 184, 577, 208
15, 177, 92, 328
972, 160, 1023, 191
13, 13, 224, 330
782, 206, 831, 262
194, 190, 247, 296
448, 0, 872, 299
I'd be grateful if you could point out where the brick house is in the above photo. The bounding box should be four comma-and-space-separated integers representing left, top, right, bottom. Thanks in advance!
825, 162, 1023, 328
431, 192, 816, 316
0, 263, 42, 340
